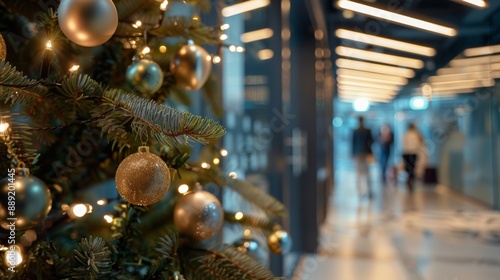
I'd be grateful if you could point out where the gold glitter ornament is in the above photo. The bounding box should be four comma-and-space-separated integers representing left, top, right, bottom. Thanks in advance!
267, 229, 292, 254
0, 167, 52, 231
173, 190, 223, 241
115, 146, 170, 206
0, 33, 6, 61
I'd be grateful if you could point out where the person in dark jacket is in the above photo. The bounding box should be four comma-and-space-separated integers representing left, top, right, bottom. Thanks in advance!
378, 123, 394, 184
352, 116, 374, 198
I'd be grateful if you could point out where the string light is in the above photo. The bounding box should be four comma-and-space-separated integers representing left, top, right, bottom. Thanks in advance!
213, 158, 220, 165
212, 55, 221, 64
69, 65, 80, 72
71, 204, 88, 218
201, 162, 211, 169
159, 45, 167, 53
45, 40, 52, 50
178, 184, 189, 194
229, 45, 236, 52
4, 245, 22, 267
229, 172, 237, 179
132, 20, 142, 28
97, 199, 107, 206
220, 34, 228, 41
236, 46, 245, 52
235, 212, 244, 220
220, 149, 228, 156
103, 215, 113, 223
142, 46, 151, 54
0, 121, 9, 134
160, 0, 169, 10
220, 23, 230, 30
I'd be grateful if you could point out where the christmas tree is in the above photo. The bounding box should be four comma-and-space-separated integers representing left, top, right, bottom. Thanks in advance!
0, 0, 290, 279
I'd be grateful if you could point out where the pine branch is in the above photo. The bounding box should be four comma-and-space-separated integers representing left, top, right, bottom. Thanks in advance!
73, 236, 112, 280
0, 61, 48, 106
0, 113, 38, 169
150, 17, 220, 45
102, 89, 225, 149
115, 0, 150, 20
181, 245, 275, 280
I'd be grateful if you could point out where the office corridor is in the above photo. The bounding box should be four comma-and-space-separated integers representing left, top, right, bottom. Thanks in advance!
293, 167, 500, 280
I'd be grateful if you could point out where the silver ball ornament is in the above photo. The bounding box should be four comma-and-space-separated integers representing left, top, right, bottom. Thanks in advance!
115, 146, 171, 206
58, 0, 118, 47
267, 229, 292, 254
170, 43, 212, 90
0, 169, 52, 231
174, 190, 223, 241
126, 57, 164, 96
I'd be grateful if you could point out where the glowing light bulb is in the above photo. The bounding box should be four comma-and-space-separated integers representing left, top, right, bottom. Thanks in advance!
97, 199, 107, 206
229, 172, 237, 179
5, 247, 22, 267
178, 184, 189, 194
0, 122, 9, 133
201, 162, 211, 169
132, 20, 142, 28
46, 40, 52, 50
69, 65, 80, 72
103, 215, 113, 223
159, 45, 167, 53
160, 0, 169, 10
212, 55, 221, 64
229, 45, 236, 52
235, 212, 244, 220
220, 149, 228, 156
221, 23, 230, 30
72, 204, 87, 218
220, 34, 228, 40
236, 46, 245, 52
142, 46, 151, 54
213, 158, 220, 165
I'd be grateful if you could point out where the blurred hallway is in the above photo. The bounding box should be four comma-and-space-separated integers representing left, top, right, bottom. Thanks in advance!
292, 165, 500, 280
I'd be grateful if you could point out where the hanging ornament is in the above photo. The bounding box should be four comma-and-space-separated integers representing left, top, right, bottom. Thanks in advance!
57, 0, 118, 47
0, 33, 6, 61
126, 55, 164, 96
267, 229, 292, 254
0, 165, 52, 231
173, 189, 223, 241
170, 41, 212, 90
115, 146, 171, 206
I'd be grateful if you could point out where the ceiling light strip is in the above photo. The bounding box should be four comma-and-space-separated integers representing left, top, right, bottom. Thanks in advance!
428, 71, 492, 83
337, 74, 407, 86
336, 46, 424, 69
241, 28, 274, 43
336, 0, 457, 37
335, 29, 436, 57
337, 77, 401, 90
338, 94, 392, 103
222, 0, 270, 17
464, 44, 500, 57
337, 68, 408, 83
337, 89, 395, 98
336, 58, 415, 78
337, 84, 398, 95
453, 0, 488, 9
437, 63, 500, 75
449, 55, 500, 67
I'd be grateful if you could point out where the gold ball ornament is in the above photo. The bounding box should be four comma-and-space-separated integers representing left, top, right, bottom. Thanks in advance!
267, 229, 292, 254
170, 42, 212, 90
57, 0, 118, 47
173, 190, 223, 241
126, 57, 164, 96
0, 168, 52, 231
115, 146, 171, 206
0, 33, 6, 61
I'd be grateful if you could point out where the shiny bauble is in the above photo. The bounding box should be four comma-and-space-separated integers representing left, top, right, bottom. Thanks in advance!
0, 33, 6, 61
267, 229, 292, 254
115, 146, 171, 206
126, 57, 164, 96
57, 0, 118, 47
173, 190, 223, 241
170, 42, 212, 90
0, 169, 52, 231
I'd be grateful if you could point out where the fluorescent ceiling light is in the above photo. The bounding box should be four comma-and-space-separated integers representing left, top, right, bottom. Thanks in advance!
336, 46, 424, 69
453, 0, 487, 8
464, 44, 500, 57
428, 71, 493, 83
336, 58, 415, 78
428, 88, 474, 96
449, 55, 500, 67
338, 90, 395, 99
409, 96, 429, 110
429, 79, 494, 91
337, 84, 398, 95
337, 74, 407, 86
335, 29, 436, 57
222, 0, 270, 17
241, 28, 273, 43
336, 0, 457, 37
337, 68, 408, 84
437, 63, 500, 75
339, 94, 392, 103
337, 77, 401, 90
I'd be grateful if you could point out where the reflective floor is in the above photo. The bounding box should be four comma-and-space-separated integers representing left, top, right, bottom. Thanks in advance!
292, 165, 500, 280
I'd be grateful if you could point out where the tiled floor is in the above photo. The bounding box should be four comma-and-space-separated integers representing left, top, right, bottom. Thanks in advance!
292, 167, 500, 280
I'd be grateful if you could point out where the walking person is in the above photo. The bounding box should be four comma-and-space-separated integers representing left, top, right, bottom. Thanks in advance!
402, 123, 423, 193
378, 123, 393, 184
352, 116, 374, 198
